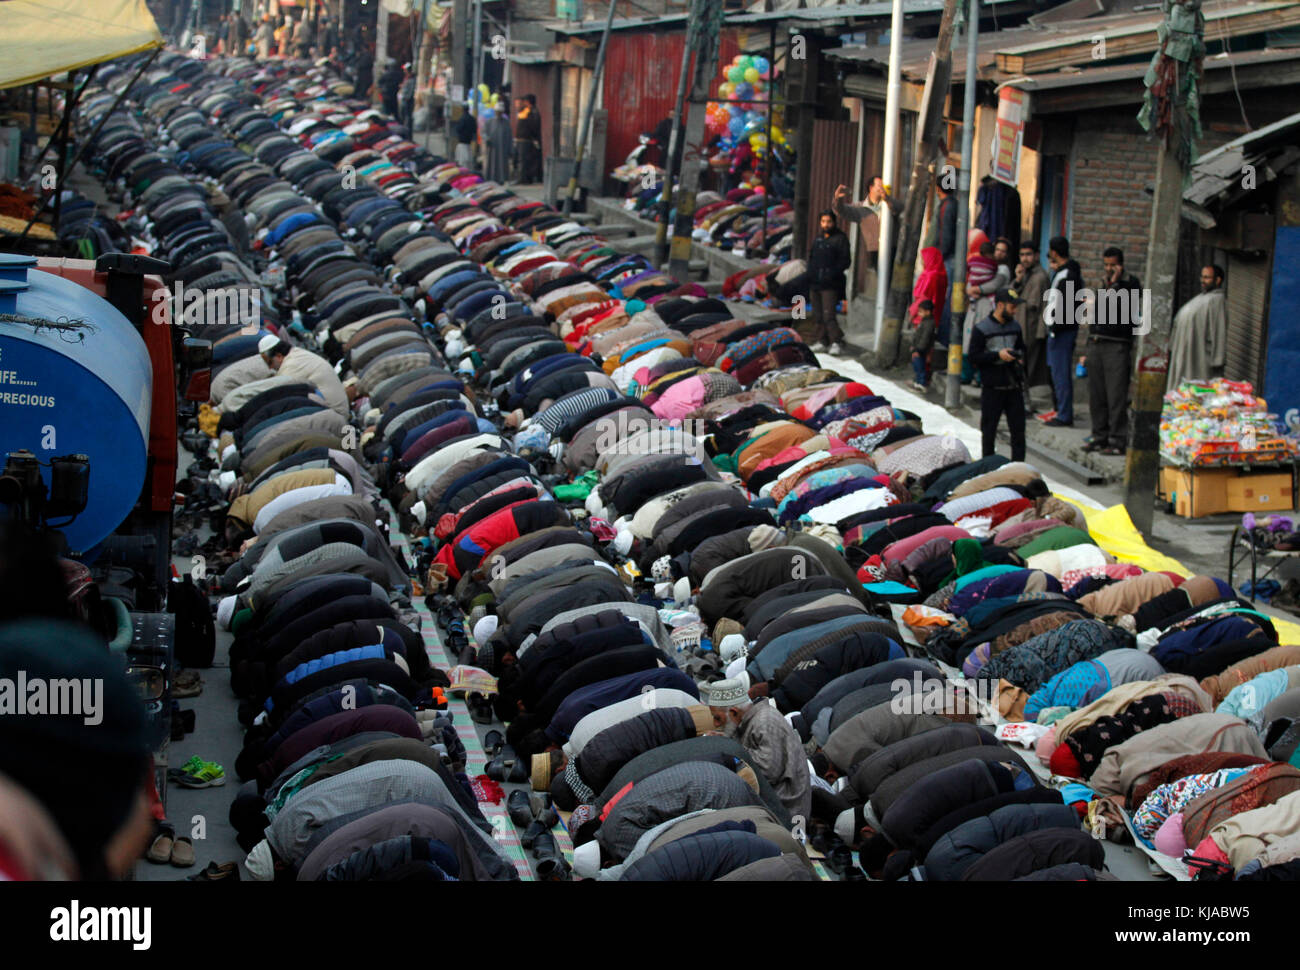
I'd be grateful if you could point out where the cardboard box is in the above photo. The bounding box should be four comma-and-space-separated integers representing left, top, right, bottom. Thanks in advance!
1161, 466, 1234, 518
1226, 470, 1295, 512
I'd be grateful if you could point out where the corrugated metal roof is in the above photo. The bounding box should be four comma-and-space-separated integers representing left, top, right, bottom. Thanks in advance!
828, 0, 1300, 81
1184, 109, 1300, 223
1002, 46, 1300, 90
541, 0, 1021, 34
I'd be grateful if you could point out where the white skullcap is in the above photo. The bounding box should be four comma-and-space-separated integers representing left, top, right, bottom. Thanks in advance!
473, 614, 499, 644
216, 595, 238, 631
572, 840, 601, 879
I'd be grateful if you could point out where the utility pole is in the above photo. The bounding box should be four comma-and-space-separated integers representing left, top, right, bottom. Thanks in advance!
1125, 0, 1204, 535
376, 0, 392, 85
946, 0, 979, 410
876, 0, 958, 368
873, 0, 904, 353
789, 32, 820, 260
654, 17, 696, 269
562, 0, 618, 216
667, 0, 723, 282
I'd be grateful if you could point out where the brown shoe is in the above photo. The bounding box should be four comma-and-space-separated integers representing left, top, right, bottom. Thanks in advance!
146, 833, 173, 865
170, 837, 196, 868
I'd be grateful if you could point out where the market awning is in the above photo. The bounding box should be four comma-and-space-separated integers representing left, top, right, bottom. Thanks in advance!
0, 0, 163, 90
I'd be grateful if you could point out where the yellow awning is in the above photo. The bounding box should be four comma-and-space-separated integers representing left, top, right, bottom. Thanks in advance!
0, 0, 163, 90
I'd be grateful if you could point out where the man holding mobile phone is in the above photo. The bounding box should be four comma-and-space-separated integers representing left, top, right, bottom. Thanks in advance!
1080, 246, 1141, 455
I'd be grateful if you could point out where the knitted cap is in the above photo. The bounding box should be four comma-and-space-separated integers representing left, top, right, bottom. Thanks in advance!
712, 617, 743, 643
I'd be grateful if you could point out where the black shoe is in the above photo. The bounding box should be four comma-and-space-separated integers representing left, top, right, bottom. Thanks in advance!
532, 831, 571, 881
1045, 417, 1073, 427
521, 809, 557, 849
507, 790, 534, 828
842, 866, 867, 882
507, 757, 529, 783
1081, 437, 1102, 452
826, 843, 853, 874
467, 692, 494, 725
483, 729, 504, 755
485, 744, 517, 781
1101, 444, 1124, 456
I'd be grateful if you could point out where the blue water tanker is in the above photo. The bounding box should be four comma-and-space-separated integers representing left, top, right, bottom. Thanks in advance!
0, 254, 152, 556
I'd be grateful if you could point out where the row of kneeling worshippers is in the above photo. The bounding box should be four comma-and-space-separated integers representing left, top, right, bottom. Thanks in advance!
103, 48, 1300, 882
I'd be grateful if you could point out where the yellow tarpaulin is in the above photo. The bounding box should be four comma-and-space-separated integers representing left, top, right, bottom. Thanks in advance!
0, 0, 162, 90
1062, 499, 1300, 645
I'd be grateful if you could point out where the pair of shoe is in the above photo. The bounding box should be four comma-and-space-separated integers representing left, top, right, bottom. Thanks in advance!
531, 828, 570, 881
169, 756, 225, 788
486, 744, 527, 783
146, 833, 195, 867
507, 790, 562, 850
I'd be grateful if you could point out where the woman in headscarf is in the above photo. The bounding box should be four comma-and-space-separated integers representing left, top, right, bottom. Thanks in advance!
910, 246, 948, 325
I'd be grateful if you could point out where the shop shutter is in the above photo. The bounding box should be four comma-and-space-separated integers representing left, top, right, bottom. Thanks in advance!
1224, 252, 1270, 391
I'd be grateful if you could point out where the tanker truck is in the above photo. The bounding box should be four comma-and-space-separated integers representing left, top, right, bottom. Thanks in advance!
0, 251, 212, 786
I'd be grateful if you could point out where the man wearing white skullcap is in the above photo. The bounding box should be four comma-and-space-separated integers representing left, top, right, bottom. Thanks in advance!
702, 678, 812, 821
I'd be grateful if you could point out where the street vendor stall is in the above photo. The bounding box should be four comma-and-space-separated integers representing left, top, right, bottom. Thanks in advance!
1157, 379, 1300, 519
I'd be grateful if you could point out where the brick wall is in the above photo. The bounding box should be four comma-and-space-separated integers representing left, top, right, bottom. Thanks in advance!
1066, 113, 1157, 284
1064, 105, 1245, 285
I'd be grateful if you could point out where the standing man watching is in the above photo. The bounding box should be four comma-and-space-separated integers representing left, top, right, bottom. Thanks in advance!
515, 95, 543, 185
1043, 236, 1084, 427
1014, 240, 1051, 413
806, 209, 851, 354
1080, 247, 1141, 455
832, 176, 900, 293
969, 288, 1028, 461
1167, 264, 1228, 388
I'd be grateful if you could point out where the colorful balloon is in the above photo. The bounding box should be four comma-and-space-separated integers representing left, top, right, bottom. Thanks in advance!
744, 67, 759, 84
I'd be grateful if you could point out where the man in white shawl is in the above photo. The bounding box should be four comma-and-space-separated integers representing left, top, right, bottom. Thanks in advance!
1167, 264, 1227, 388
483, 100, 514, 185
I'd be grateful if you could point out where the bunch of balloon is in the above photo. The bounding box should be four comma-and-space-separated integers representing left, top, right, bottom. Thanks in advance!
706, 53, 788, 165
473, 83, 501, 118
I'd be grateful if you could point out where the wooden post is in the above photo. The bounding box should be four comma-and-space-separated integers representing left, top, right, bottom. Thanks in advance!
667, 0, 723, 282
788, 31, 819, 261
1125, 2, 1202, 537
1124, 141, 1183, 536
654, 16, 696, 268
877, 0, 958, 368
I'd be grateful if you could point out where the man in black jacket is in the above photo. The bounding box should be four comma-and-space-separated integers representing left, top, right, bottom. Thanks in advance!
1043, 235, 1085, 426
806, 210, 851, 354
1080, 246, 1142, 454
515, 95, 543, 184
969, 288, 1028, 461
